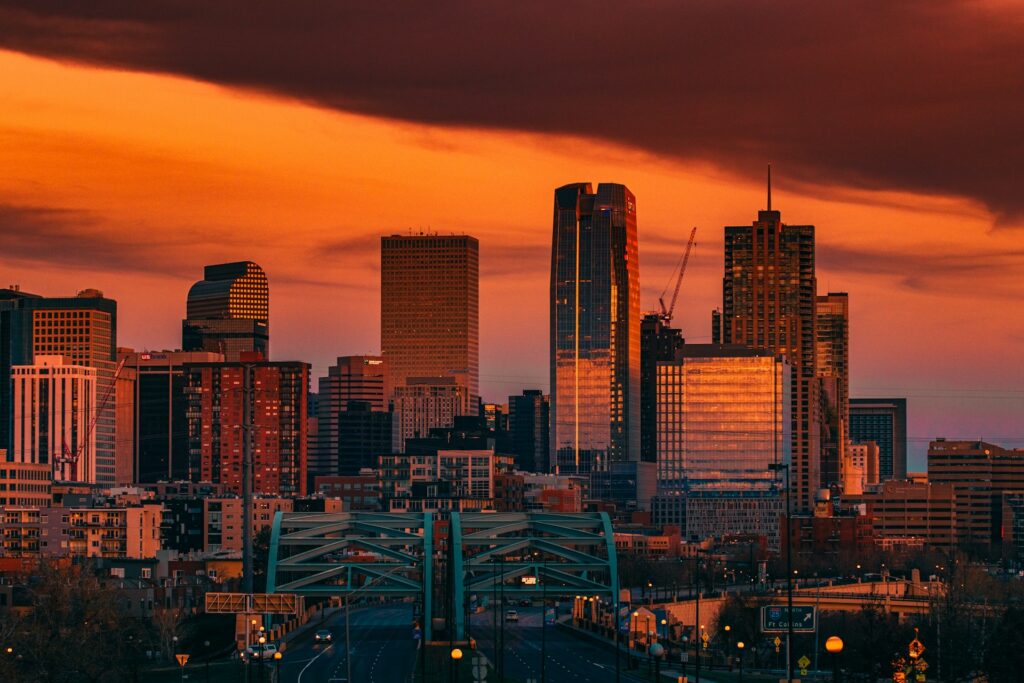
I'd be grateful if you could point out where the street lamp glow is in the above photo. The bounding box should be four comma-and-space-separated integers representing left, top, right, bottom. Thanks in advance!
825, 636, 844, 654
451, 648, 463, 661
737, 641, 745, 650
258, 636, 267, 645
724, 625, 731, 632
273, 652, 282, 661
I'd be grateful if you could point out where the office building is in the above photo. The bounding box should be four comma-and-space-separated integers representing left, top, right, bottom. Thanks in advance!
850, 398, 908, 481
550, 183, 641, 474
481, 403, 508, 433
184, 358, 310, 497
335, 401, 394, 475
589, 461, 657, 514
118, 349, 225, 484
314, 356, 386, 477
640, 314, 683, 464
656, 345, 790, 491
720, 179, 819, 510
850, 479, 956, 551
843, 441, 880, 495
0, 288, 118, 483
928, 439, 1024, 549
391, 375, 471, 449
816, 293, 849, 490
509, 390, 550, 472
12, 356, 98, 482
380, 234, 479, 406
182, 261, 269, 360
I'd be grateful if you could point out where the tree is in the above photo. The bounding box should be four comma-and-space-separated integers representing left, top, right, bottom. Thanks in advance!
983, 607, 1024, 682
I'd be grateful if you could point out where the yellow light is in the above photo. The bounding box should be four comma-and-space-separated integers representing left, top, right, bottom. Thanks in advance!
737, 642, 745, 649
825, 636, 844, 654
273, 652, 282, 661
258, 636, 266, 645
451, 648, 463, 660
724, 625, 731, 632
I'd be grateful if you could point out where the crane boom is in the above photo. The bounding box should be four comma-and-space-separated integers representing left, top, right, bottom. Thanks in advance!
658, 226, 697, 323
54, 356, 128, 480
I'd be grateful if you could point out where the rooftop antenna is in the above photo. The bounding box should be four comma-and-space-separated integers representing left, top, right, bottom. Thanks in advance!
767, 163, 772, 211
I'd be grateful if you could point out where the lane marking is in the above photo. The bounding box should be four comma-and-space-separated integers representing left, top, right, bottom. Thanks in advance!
297, 641, 335, 683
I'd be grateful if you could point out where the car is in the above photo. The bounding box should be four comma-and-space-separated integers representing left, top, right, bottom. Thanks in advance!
315, 629, 332, 643
245, 643, 279, 660
519, 599, 532, 607
505, 610, 519, 622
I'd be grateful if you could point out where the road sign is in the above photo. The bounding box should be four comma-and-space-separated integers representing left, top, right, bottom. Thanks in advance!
797, 655, 810, 669
176, 654, 190, 667
760, 605, 817, 633
205, 592, 299, 615
800, 669, 808, 677
773, 636, 782, 647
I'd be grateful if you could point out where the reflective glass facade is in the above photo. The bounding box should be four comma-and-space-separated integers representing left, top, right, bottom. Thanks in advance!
183, 261, 269, 360
550, 183, 640, 474
656, 345, 790, 491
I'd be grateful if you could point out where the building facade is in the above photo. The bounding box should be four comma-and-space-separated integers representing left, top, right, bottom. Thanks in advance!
182, 261, 269, 360
640, 314, 684, 464
0, 461, 52, 507
314, 356, 387, 477
0, 289, 118, 484
850, 398, 907, 481
721, 191, 819, 511
380, 234, 479, 407
391, 376, 471, 449
550, 183, 640, 474
12, 356, 98, 482
816, 293, 849, 490
184, 359, 310, 497
851, 479, 956, 551
118, 349, 225, 484
508, 390, 550, 473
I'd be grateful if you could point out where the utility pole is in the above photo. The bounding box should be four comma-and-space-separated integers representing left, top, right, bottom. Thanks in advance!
242, 363, 254, 595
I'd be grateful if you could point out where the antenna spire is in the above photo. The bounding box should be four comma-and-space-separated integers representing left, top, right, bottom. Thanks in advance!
767, 163, 772, 211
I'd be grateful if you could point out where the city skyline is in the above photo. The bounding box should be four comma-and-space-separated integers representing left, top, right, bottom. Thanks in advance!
1, 7, 1023, 470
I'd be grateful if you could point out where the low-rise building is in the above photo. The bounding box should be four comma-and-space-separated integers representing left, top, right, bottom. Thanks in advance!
0, 461, 52, 507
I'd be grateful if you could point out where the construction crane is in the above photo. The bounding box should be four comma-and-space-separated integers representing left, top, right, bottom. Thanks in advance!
54, 356, 127, 481
657, 226, 697, 324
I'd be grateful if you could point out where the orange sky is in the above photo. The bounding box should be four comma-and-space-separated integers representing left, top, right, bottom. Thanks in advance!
1, 49, 1022, 467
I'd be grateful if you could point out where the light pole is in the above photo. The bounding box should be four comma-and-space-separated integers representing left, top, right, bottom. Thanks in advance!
257, 633, 266, 683
737, 642, 745, 683
825, 636, 843, 683
273, 651, 282, 682
650, 642, 665, 681
769, 461, 794, 683
204, 640, 211, 683
450, 647, 463, 683
723, 624, 731, 667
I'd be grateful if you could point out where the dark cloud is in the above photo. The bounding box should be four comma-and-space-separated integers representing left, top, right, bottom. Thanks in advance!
1, 2, 1021, 221
818, 243, 1024, 297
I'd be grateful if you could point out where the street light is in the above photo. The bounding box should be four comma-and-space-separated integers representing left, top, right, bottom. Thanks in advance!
650, 643, 665, 681
451, 648, 463, 683
825, 636, 844, 683
273, 651, 282, 682
203, 640, 211, 683
258, 634, 267, 683
737, 642, 746, 683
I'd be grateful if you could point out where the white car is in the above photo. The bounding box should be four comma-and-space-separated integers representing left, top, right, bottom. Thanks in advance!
505, 610, 519, 622
245, 643, 279, 659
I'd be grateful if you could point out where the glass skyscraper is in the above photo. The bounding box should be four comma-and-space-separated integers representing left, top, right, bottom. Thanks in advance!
550, 183, 640, 474
182, 261, 269, 360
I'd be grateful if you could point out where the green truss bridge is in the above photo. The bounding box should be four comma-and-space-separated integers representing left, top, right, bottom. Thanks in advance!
266, 511, 619, 641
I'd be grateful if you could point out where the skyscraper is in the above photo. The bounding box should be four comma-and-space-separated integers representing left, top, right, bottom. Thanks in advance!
118, 349, 225, 484
640, 313, 683, 463
391, 375, 471, 448
816, 292, 850, 489
850, 397, 907, 480
721, 173, 819, 510
380, 234, 479, 406
0, 288, 118, 483
550, 183, 640, 474
314, 356, 388, 477
508, 390, 550, 472
182, 261, 269, 360
184, 358, 309, 496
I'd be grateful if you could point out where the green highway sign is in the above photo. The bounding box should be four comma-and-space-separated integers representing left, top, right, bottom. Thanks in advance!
760, 605, 817, 633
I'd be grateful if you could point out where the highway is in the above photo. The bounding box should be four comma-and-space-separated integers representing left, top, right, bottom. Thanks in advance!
277, 604, 419, 683
470, 606, 650, 683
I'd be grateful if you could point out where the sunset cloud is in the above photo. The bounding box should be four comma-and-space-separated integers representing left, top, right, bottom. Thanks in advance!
1, 1, 1023, 221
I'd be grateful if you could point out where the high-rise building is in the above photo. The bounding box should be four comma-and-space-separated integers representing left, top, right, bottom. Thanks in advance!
640, 314, 684, 464
182, 261, 269, 360
118, 349, 225, 484
508, 390, 550, 472
391, 375, 471, 449
11, 356, 97, 482
816, 293, 849, 490
550, 183, 640, 475
380, 234, 479, 406
928, 439, 1024, 550
335, 401, 393, 475
850, 398, 907, 481
0, 289, 118, 483
721, 178, 819, 510
184, 358, 309, 497
314, 356, 387, 477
